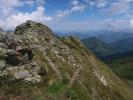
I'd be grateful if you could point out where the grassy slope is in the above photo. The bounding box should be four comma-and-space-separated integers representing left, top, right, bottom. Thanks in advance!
0, 36, 133, 100
63, 37, 133, 100
106, 56, 133, 88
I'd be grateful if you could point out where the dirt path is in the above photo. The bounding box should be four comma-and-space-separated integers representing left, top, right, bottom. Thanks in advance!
67, 67, 81, 88
79, 81, 92, 98
35, 45, 61, 79
88, 56, 97, 68
45, 55, 61, 79
35, 45, 82, 84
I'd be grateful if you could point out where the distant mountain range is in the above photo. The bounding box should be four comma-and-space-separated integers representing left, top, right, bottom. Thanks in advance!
82, 35, 133, 58
82, 37, 116, 58
110, 37, 133, 53
96, 31, 133, 43
56, 30, 133, 43
55, 31, 93, 39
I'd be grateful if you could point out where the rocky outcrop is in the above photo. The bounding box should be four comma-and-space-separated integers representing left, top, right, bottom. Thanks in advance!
0, 21, 41, 83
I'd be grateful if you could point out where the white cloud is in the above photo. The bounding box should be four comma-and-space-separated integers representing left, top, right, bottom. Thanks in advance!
0, 0, 23, 18
97, 1, 108, 9
71, 0, 79, 6
56, 0, 87, 17
71, 4, 86, 12
0, 0, 52, 30
109, 0, 129, 16
125, 0, 133, 2
56, 10, 70, 17
35, 0, 45, 7
130, 19, 133, 28
104, 18, 130, 31
51, 17, 132, 32
82, 0, 108, 9
0, 6, 52, 30
25, 0, 35, 6
48, 0, 133, 31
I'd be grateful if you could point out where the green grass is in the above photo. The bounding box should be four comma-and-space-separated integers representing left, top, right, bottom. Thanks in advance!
45, 80, 66, 100
106, 56, 133, 88
65, 82, 91, 100
0, 75, 41, 97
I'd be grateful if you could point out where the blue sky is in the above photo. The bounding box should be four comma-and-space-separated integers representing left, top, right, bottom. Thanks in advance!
0, 0, 133, 32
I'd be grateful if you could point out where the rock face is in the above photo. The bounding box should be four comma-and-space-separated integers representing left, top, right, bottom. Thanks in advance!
0, 20, 133, 100
0, 21, 43, 83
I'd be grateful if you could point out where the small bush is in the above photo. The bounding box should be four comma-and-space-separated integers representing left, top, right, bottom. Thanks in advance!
65, 90, 77, 100
62, 73, 70, 84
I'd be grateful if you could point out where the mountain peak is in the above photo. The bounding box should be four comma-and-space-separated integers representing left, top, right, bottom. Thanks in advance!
15, 20, 52, 35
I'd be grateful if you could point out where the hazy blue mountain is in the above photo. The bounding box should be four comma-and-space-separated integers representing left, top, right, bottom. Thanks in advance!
82, 37, 116, 58
96, 31, 133, 43
55, 31, 93, 39
110, 37, 133, 53
55, 31, 133, 43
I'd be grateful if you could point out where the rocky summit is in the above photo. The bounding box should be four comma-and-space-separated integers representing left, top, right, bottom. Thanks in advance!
0, 20, 133, 100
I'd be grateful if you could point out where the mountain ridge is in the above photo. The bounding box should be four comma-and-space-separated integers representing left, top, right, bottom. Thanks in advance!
0, 20, 132, 100
110, 37, 133, 53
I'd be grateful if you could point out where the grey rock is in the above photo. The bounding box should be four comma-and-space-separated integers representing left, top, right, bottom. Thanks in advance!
14, 70, 32, 79
0, 60, 6, 68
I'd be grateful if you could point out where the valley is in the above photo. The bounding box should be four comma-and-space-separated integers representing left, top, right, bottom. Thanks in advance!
82, 36, 133, 90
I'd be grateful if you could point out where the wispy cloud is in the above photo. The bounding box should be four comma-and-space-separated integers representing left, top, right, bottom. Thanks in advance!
56, 0, 87, 17
108, 0, 129, 16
